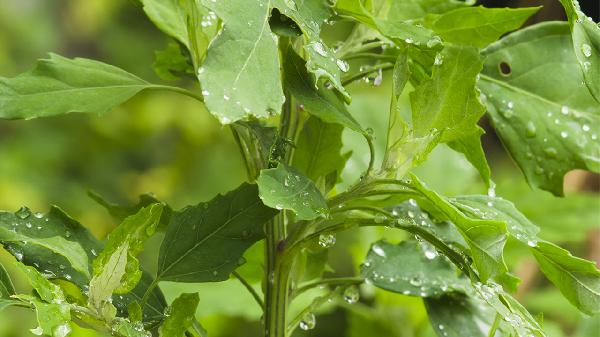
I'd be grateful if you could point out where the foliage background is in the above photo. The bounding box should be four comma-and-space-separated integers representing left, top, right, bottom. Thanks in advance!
0, 0, 598, 336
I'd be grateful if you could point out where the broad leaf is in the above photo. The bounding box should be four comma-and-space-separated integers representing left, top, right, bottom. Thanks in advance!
0, 54, 157, 120
362, 240, 468, 297
272, 0, 350, 101
89, 203, 163, 315
158, 183, 277, 282
424, 6, 540, 48
447, 128, 491, 187
411, 45, 485, 143
257, 164, 328, 220
17, 263, 65, 303
159, 293, 200, 337
479, 22, 600, 196
409, 175, 507, 282
293, 116, 346, 185
198, 0, 284, 124
559, 0, 600, 102
424, 295, 491, 337
387, 0, 472, 21
0, 262, 15, 298
531, 241, 600, 315
283, 47, 363, 133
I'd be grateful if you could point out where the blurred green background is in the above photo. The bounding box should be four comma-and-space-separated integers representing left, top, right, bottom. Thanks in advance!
0, 1, 598, 336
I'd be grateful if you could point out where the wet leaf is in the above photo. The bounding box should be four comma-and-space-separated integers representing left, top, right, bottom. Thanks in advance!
159, 293, 200, 337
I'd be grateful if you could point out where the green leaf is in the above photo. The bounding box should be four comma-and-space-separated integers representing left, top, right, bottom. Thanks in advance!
141, 0, 194, 48
559, 0, 600, 102
17, 263, 65, 303
159, 293, 200, 337
283, 47, 363, 133
198, 0, 284, 124
447, 128, 491, 187
89, 204, 163, 314
257, 164, 328, 220
411, 45, 485, 143
153, 42, 195, 81
272, 0, 350, 101
424, 295, 490, 337
387, 0, 472, 21
0, 263, 15, 298
409, 175, 507, 282
157, 183, 277, 282
362, 240, 468, 297
424, 6, 540, 48
293, 116, 346, 185
478, 22, 600, 196
0, 54, 158, 120
531, 241, 600, 315
111, 318, 152, 337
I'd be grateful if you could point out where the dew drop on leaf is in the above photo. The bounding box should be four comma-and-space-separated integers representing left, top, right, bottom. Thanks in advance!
299, 312, 316, 330
581, 43, 592, 58
526, 121, 537, 137
371, 244, 386, 257
318, 233, 336, 248
343, 285, 360, 304
16, 206, 31, 219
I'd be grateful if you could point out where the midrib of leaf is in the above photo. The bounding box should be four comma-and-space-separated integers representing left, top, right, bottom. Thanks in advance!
157, 199, 263, 278
536, 250, 600, 297
5, 85, 152, 98
479, 74, 595, 117
232, 2, 270, 87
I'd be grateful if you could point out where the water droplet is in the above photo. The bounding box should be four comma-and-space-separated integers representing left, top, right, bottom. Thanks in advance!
426, 36, 442, 48
311, 42, 328, 57
424, 250, 437, 260
284, 0, 297, 10
223, 94, 230, 101
544, 147, 558, 158
373, 68, 383, 86
561, 106, 569, 115
527, 240, 537, 247
405, 37, 414, 44
507, 101, 514, 109
336, 59, 349, 72
407, 211, 415, 218
581, 43, 592, 58
409, 277, 422, 287
30, 327, 43, 335
16, 207, 31, 219
25, 222, 32, 228
201, 90, 209, 96
343, 286, 360, 304
582, 124, 590, 132
374, 213, 386, 223
438, 324, 445, 330
526, 121, 537, 137
318, 233, 336, 248
434, 53, 443, 65
372, 244, 386, 257
487, 182, 496, 198
560, 131, 568, 138
299, 312, 316, 330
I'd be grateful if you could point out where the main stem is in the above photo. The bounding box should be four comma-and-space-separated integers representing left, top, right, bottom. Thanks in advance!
264, 213, 289, 337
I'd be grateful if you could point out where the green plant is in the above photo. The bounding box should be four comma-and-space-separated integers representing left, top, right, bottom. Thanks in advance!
0, 0, 598, 336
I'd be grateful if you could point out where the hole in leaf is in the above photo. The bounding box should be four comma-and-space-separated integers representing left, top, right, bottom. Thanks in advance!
499, 62, 511, 76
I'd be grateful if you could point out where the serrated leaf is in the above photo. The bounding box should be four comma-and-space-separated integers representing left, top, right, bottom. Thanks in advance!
531, 241, 600, 315
362, 240, 468, 297
424, 6, 540, 48
257, 164, 328, 220
198, 0, 284, 124
283, 47, 363, 133
157, 183, 277, 282
90, 204, 163, 314
559, 0, 600, 102
478, 22, 600, 196
272, 0, 350, 101
0, 54, 158, 120
424, 295, 491, 337
409, 175, 507, 282
411, 45, 485, 142
293, 116, 346, 185
159, 293, 200, 337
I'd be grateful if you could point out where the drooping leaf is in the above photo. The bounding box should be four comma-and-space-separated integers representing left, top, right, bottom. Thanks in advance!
141, 0, 194, 48
447, 128, 491, 187
531, 240, 600, 315
478, 22, 600, 196
0, 263, 15, 298
559, 0, 600, 102
157, 183, 277, 282
17, 263, 65, 303
424, 6, 540, 48
257, 164, 328, 221
0, 54, 159, 120
89, 203, 163, 315
198, 0, 284, 124
411, 45, 485, 143
272, 0, 350, 101
424, 295, 491, 337
409, 175, 507, 282
283, 47, 363, 133
159, 293, 200, 337
362, 240, 468, 297
293, 116, 346, 185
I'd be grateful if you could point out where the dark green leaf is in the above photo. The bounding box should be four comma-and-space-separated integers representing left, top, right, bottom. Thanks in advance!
157, 183, 277, 282
424, 295, 491, 337
159, 293, 200, 337
479, 22, 600, 196
361, 240, 468, 297
257, 164, 328, 221
0, 263, 15, 298
198, 0, 284, 124
424, 6, 540, 48
153, 42, 195, 81
447, 128, 491, 187
0, 54, 157, 120
283, 47, 363, 133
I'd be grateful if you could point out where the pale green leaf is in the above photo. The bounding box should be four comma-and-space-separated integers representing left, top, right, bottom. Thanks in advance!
198, 0, 284, 124
17, 263, 65, 303
361, 240, 468, 297
0, 54, 157, 120
257, 164, 328, 220
159, 293, 200, 337
157, 183, 277, 282
479, 22, 600, 196
0, 263, 15, 298
424, 6, 540, 48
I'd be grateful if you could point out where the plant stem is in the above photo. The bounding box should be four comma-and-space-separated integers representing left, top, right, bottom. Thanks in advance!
341, 62, 394, 86
150, 85, 205, 103
487, 313, 501, 337
264, 213, 289, 337
232, 270, 264, 309
292, 277, 364, 297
